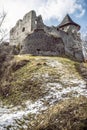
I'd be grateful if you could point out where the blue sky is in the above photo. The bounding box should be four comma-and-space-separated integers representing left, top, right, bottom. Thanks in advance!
68, 0, 87, 33
44, 0, 87, 32
0, 0, 87, 35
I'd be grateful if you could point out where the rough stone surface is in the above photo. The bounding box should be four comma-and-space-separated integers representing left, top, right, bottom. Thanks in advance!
20, 30, 65, 56
10, 10, 84, 61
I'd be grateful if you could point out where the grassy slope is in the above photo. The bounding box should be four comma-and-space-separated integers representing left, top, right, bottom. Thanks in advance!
0, 55, 80, 105
0, 55, 87, 130
34, 96, 87, 130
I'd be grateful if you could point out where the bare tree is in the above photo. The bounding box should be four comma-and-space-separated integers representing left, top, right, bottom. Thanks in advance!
0, 10, 8, 44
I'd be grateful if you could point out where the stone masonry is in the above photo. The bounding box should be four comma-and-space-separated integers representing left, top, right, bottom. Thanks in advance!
10, 10, 84, 61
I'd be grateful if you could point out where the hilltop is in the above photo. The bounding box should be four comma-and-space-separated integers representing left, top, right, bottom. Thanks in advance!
0, 54, 87, 130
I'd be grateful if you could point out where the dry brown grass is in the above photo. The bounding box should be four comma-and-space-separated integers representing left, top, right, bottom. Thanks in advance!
0, 55, 87, 129
0, 55, 86, 106
33, 96, 87, 130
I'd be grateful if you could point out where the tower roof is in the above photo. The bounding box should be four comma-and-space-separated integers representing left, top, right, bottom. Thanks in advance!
58, 14, 80, 30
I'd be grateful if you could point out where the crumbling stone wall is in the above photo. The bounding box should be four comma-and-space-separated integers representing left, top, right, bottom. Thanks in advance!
20, 30, 65, 56
10, 10, 37, 46
10, 10, 84, 61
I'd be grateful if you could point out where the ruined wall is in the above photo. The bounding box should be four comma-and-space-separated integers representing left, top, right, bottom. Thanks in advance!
44, 26, 84, 61
20, 30, 65, 56
10, 10, 84, 61
57, 29, 84, 61
10, 10, 37, 46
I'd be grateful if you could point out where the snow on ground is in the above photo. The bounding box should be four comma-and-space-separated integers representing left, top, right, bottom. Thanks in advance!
0, 79, 86, 129
0, 100, 47, 129
0, 58, 87, 129
45, 80, 87, 105
46, 59, 63, 68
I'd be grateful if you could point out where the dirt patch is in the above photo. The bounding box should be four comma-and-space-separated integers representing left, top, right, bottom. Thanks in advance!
10, 59, 29, 71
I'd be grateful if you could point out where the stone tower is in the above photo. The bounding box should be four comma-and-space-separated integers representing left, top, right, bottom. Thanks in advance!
58, 14, 80, 33
10, 10, 37, 46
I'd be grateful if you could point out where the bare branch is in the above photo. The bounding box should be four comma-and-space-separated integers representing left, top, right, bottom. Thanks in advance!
0, 10, 7, 44
0, 11, 7, 27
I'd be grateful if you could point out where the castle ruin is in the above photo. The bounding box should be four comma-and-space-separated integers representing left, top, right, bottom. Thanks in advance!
10, 10, 84, 61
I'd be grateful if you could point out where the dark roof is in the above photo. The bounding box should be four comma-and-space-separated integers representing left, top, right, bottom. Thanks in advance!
58, 14, 80, 30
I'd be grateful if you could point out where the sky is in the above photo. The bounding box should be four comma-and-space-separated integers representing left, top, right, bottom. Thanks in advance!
0, 0, 87, 37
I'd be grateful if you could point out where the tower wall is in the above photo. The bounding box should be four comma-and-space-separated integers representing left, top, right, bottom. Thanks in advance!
10, 10, 37, 46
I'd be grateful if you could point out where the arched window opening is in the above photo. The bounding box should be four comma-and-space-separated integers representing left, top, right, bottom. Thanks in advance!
37, 49, 40, 54
22, 27, 25, 32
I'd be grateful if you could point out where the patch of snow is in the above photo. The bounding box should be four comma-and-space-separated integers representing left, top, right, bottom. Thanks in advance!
42, 73, 49, 78
44, 79, 87, 105
25, 100, 47, 113
47, 60, 63, 68
47, 83, 62, 89
0, 99, 47, 129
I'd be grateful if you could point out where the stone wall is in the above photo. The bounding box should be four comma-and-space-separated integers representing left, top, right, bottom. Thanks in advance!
10, 10, 37, 46
10, 10, 84, 61
20, 30, 65, 56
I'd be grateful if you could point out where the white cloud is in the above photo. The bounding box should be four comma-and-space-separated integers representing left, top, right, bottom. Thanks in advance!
74, 3, 85, 18
76, 9, 85, 18
0, 0, 86, 30
37, 0, 85, 22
